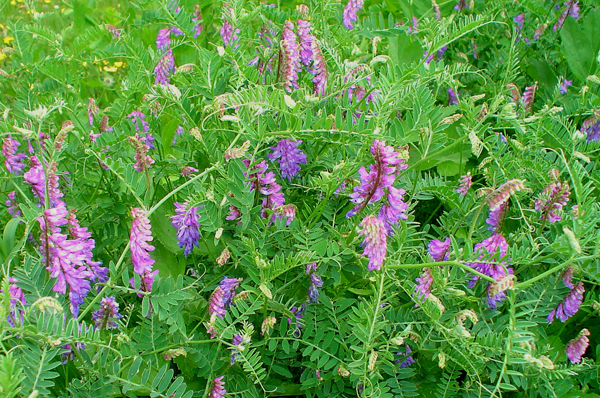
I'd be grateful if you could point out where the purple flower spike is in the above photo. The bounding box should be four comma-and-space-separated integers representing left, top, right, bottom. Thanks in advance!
428, 238, 451, 262
311, 39, 327, 96
92, 296, 122, 330
343, 0, 364, 29
154, 49, 176, 85
486, 202, 508, 234
220, 10, 240, 49
432, 0, 441, 20
559, 77, 572, 94
230, 334, 243, 364
128, 111, 149, 133
454, 0, 467, 11
281, 21, 301, 92
193, 6, 203, 38
554, 0, 579, 31
130, 208, 155, 276
359, 215, 388, 271
396, 345, 415, 368
448, 88, 458, 105
566, 329, 590, 364
547, 282, 584, 324
414, 267, 433, 302
88, 98, 99, 126
514, 14, 524, 31
456, 172, 472, 196
535, 177, 570, 223
522, 83, 537, 114
2, 135, 27, 174
211, 376, 226, 398
6, 191, 20, 218
171, 202, 202, 257
6, 277, 26, 326
580, 115, 600, 142
129, 134, 154, 172
408, 17, 419, 34
308, 273, 323, 304
156, 27, 171, 51
297, 19, 314, 66
268, 139, 307, 181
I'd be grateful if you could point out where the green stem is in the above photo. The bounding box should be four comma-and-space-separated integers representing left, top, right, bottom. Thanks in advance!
514, 256, 593, 290
388, 260, 496, 283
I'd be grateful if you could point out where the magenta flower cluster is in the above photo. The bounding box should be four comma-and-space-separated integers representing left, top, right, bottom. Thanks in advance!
343, 0, 364, 29
535, 178, 570, 223
92, 296, 122, 330
2, 135, 27, 174
281, 21, 301, 92
566, 329, 590, 364
207, 277, 242, 337
129, 208, 158, 296
547, 281, 584, 324
469, 234, 513, 309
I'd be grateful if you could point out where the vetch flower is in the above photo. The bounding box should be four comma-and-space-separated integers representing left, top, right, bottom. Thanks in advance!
127, 111, 149, 133
281, 21, 301, 92
486, 202, 508, 233
181, 166, 199, 176
220, 8, 240, 48
514, 13, 524, 31
396, 345, 415, 368
307, 272, 323, 304
547, 282, 584, 324
100, 115, 113, 133
6, 277, 26, 327
297, 19, 314, 66
216, 248, 230, 266
448, 88, 458, 105
130, 208, 155, 276
154, 49, 175, 85
24, 157, 46, 204
171, 202, 202, 257
92, 296, 122, 330
347, 140, 408, 230
128, 134, 154, 172
243, 159, 287, 222
156, 27, 171, 51
486, 179, 525, 211
310, 39, 327, 96
343, 0, 364, 29
454, 0, 467, 11
432, 0, 441, 20
192, 5, 203, 38
88, 98, 99, 126
535, 177, 570, 223
562, 266, 575, 289
2, 135, 27, 174
211, 376, 226, 398
559, 77, 572, 94
456, 172, 472, 196
522, 83, 537, 114
268, 139, 307, 181
408, 17, 419, 34
414, 268, 433, 302
554, 0, 579, 31
428, 238, 451, 262
565, 329, 590, 364
580, 114, 600, 142
230, 334, 245, 365
5, 191, 20, 218
67, 210, 108, 285
359, 215, 387, 271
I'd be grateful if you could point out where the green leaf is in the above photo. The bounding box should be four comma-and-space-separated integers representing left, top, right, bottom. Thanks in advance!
560, 10, 600, 80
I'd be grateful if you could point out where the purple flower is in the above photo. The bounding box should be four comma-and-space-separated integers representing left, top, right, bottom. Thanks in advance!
566, 329, 590, 364
6, 191, 20, 218
220, 12, 240, 48
100, 115, 113, 133
181, 166, 199, 176
562, 266, 574, 289
535, 178, 570, 223
408, 17, 419, 34
268, 139, 307, 181
428, 238, 451, 262
171, 202, 202, 257
243, 159, 287, 222
129, 134, 154, 172
343, 0, 364, 29
287, 303, 306, 336
454, 0, 467, 11
92, 296, 122, 330
276, 204, 296, 225
486, 179, 525, 211
359, 215, 388, 271
2, 135, 27, 174
41, 204, 93, 316
347, 140, 408, 230
5, 277, 26, 326
486, 202, 508, 233
396, 345, 415, 368
193, 5, 203, 38
554, 0, 579, 31
88, 98, 99, 126
128, 111, 149, 133
456, 172, 472, 196
522, 83, 537, 114
448, 88, 458, 105
581, 115, 600, 142
67, 210, 108, 285
23, 157, 46, 202
311, 39, 327, 96
211, 376, 226, 398
547, 282, 584, 324
130, 208, 155, 276
281, 21, 301, 92
432, 0, 441, 20
230, 334, 243, 364
154, 49, 175, 85
414, 267, 433, 303
559, 77, 572, 94
514, 13, 524, 31
156, 27, 171, 51
297, 19, 314, 66
106, 25, 121, 39
308, 273, 323, 304
533, 24, 547, 40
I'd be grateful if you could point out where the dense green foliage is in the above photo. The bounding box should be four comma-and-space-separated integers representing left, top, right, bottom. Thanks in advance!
0, 0, 599, 397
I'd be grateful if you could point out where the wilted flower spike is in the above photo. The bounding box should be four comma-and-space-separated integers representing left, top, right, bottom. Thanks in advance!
522, 83, 537, 114
486, 179, 525, 211
171, 202, 202, 257
130, 208, 155, 276
547, 282, 584, 324
359, 215, 387, 271
268, 139, 307, 181
535, 179, 570, 223
2, 135, 27, 174
92, 296, 122, 330
566, 329, 590, 364
281, 21, 301, 92
211, 376, 226, 398
428, 238, 451, 262
343, 0, 364, 29
88, 98, 99, 126
456, 172, 472, 196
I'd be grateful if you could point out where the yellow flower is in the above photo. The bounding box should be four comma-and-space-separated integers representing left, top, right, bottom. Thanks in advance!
3, 36, 14, 45
113, 61, 124, 68
103, 66, 118, 72
0, 53, 6, 62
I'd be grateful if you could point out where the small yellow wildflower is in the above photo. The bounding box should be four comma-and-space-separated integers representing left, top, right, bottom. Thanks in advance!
3, 36, 14, 45
103, 65, 118, 72
114, 61, 124, 68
